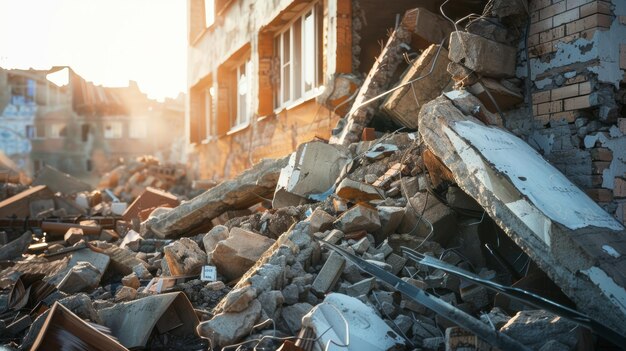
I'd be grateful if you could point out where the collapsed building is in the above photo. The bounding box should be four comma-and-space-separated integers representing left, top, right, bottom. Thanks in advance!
1, 0, 626, 350
0, 67, 186, 178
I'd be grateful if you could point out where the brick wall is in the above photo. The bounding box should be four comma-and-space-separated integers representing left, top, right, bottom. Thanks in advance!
526, 0, 626, 223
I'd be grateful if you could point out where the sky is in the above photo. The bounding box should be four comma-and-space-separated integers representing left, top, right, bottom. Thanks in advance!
0, 0, 187, 100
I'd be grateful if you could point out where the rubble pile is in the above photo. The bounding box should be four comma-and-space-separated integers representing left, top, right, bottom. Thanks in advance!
1, 2, 626, 351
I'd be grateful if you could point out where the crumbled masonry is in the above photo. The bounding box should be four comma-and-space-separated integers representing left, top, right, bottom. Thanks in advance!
2, 1, 626, 350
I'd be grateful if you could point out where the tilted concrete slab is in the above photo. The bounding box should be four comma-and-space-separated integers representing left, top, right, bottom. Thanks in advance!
147, 157, 288, 238
419, 95, 626, 335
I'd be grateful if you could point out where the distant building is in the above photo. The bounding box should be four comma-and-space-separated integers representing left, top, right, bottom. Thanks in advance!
0, 67, 185, 178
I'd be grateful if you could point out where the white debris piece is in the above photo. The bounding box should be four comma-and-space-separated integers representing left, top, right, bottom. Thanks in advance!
302, 293, 405, 351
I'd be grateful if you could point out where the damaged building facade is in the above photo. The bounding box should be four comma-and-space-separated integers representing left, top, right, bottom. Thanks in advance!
186, 0, 456, 179
0, 67, 186, 178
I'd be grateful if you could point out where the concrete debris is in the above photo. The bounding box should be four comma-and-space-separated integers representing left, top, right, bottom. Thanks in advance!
147, 157, 288, 238
382, 44, 452, 128
273, 141, 352, 207
163, 237, 207, 276
211, 227, 275, 281
419, 95, 626, 335
2, 2, 626, 350
333, 203, 381, 233
301, 293, 405, 350
448, 31, 516, 78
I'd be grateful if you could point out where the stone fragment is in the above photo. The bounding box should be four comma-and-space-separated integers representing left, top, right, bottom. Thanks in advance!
203, 225, 229, 262
351, 237, 370, 254
258, 290, 284, 320
422, 337, 445, 350
448, 62, 479, 86
307, 208, 336, 234
394, 314, 413, 335
123, 187, 179, 222
448, 31, 516, 78
281, 302, 313, 334
222, 286, 256, 313
163, 237, 207, 276
57, 261, 102, 293
334, 204, 381, 233
132, 263, 152, 280
312, 252, 345, 294
148, 157, 288, 238
480, 307, 511, 329
121, 273, 140, 289
197, 299, 262, 349
273, 141, 351, 208
402, 7, 454, 50
445, 326, 494, 351
115, 286, 137, 301
374, 206, 405, 243
211, 228, 275, 281
98, 244, 148, 276
382, 45, 452, 129
346, 277, 375, 297
499, 310, 581, 350
467, 78, 523, 113
282, 284, 300, 305
386, 253, 407, 275
64, 227, 84, 245
323, 229, 344, 244
335, 178, 384, 203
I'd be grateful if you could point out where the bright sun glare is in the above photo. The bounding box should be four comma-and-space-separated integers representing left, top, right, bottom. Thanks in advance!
0, 0, 186, 101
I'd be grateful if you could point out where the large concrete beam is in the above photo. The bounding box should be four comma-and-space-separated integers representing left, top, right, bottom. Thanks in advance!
329, 25, 412, 145
147, 157, 288, 238
418, 95, 626, 335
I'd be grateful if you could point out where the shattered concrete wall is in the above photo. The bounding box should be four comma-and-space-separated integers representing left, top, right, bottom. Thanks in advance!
514, 0, 626, 223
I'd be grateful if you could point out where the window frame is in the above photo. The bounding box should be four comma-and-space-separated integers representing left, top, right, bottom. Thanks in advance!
103, 121, 123, 139
49, 123, 66, 139
273, 2, 323, 111
231, 58, 252, 130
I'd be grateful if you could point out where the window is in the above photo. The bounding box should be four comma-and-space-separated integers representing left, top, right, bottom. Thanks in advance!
104, 121, 123, 139
274, 2, 323, 109
50, 123, 66, 138
204, 0, 215, 27
205, 87, 215, 138
233, 59, 251, 128
129, 120, 147, 138
25, 125, 35, 139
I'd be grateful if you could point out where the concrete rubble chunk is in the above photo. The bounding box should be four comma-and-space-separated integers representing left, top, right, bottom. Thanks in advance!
121, 272, 140, 289
307, 208, 336, 234
98, 244, 148, 276
467, 78, 523, 113
448, 31, 516, 78
163, 237, 207, 276
147, 157, 289, 238
32, 165, 92, 195
398, 191, 458, 245
222, 286, 257, 313
382, 44, 452, 129
346, 277, 376, 297
448, 61, 479, 86
197, 299, 262, 348
115, 286, 138, 301
330, 23, 412, 145
419, 94, 626, 335
211, 227, 275, 281
334, 204, 381, 233
281, 302, 314, 334
273, 141, 352, 208
375, 206, 405, 242
203, 225, 229, 263
302, 293, 405, 350
444, 90, 503, 127
446, 326, 495, 351
122, 186, 179, 222
57, 261, 102, 293
0, 231, 31, 260
499, 310, 581, 350
402, 7, 455, 50
257, 290, 284, 320
312, 251, 345, 294
335, 178, 384, 203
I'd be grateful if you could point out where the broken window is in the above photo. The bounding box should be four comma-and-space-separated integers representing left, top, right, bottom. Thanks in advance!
273, 2, 323, 109
81, 124, 90, 142
104, 121, 123, 139
129, 119, 147, 139
25, 125, 35, 139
